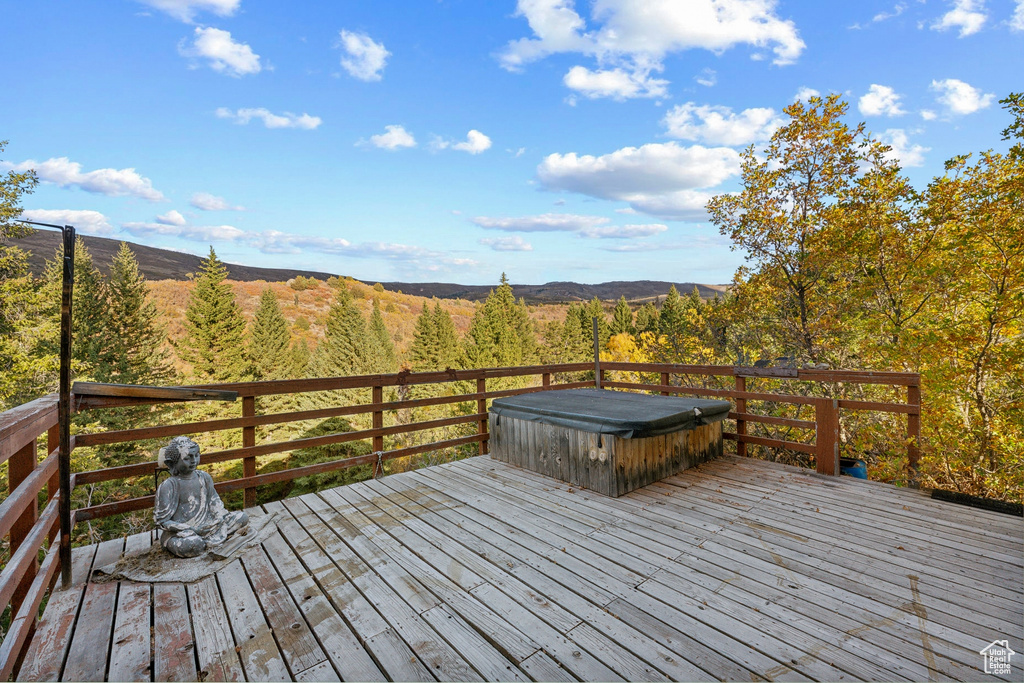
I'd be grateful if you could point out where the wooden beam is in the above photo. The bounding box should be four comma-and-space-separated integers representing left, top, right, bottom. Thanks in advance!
73, 381, 238, 402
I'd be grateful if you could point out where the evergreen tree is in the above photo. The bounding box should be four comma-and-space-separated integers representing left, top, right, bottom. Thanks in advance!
583, 297, 611, 348
559, 306, 591, 362
176, 247, 248, 382
432, 302, 463, 370
611, 296, 635, 337
635, 302, 660, 335
366, 299, 397, 374
42, 239, 114, 378
287, 339, 311, 379
249, 288, 291, 380
408, 302, 438, 370
463, 273, 537, 368
0, 141, 48, 409
308, 284, 369, 378
658, 285, 685, 339
106, 242, 171, 385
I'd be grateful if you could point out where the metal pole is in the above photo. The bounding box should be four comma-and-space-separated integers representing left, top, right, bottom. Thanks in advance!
59, 225, 75, 589
592, 317, 601, 390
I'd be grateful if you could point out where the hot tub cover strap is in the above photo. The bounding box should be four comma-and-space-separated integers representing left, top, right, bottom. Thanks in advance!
489, 388, 731, 438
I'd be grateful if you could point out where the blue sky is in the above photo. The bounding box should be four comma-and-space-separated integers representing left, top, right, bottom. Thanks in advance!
3, 0, 1021, 285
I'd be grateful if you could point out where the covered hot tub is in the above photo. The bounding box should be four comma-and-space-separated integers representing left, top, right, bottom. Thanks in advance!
488, 388, 731, 497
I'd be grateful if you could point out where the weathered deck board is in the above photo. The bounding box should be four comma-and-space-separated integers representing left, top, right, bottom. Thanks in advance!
153, 582, 197, 682
62, 538, 123, 681
187, 576, 245, 682
23, 454, 1024, 682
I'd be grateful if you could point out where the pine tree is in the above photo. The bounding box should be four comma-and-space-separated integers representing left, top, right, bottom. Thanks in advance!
177, 247, 248, 382
106, 242, 171, 385
287, 339, 311, 378
611, 296, 635, 336
366, 299, 397, 374
0, 141, 48, 409
658, 285, 685, 339
635, 302, 660, 335
249, 288, 291, 380
409, 302, 438, 370
432, 302, 463, 370
41, 239, 114, 379
583, 297, 611, 348
308, 284, 369, 378
463, 274, 537, 368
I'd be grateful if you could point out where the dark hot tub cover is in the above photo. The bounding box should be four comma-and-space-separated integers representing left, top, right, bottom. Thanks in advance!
489, 388, 731, 439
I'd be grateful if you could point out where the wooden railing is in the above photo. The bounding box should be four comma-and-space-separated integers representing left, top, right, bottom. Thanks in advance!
0, 396, 67, 680
0, 361, 921, 677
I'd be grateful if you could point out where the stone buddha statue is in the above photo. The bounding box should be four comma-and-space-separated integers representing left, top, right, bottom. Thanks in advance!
155, 436, 249, 558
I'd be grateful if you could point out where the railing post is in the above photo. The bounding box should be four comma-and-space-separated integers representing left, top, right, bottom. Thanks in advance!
907, 382, 921, 488
735, 375, 747, 458
242, 395, 256, 509
592, 318, 601, 389
660, 372, 670, 396
477, 377, 488, 455
372, 385, 384, 472
542, 372, 551, 388
9, 440, 38, 616
815, 398, 839, 475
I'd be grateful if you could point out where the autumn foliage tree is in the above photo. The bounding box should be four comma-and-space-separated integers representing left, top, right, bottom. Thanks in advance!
708, 94, 864, 365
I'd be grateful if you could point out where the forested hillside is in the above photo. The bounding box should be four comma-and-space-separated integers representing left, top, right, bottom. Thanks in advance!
1, 94, 1020, 547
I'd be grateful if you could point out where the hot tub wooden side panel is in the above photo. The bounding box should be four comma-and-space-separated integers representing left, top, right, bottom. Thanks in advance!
489, 414, 723, 496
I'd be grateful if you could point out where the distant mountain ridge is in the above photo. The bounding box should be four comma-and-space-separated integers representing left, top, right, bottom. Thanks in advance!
13, 229, 727, 303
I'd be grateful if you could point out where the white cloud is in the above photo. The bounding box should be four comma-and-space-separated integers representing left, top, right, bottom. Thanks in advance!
878, 129, 930, 167
117, 221, 476, 269
920, 109, 938, 121
537, 142, 740, 219
479, 236, 534, 251
694, 68, 717, 87
579, 223, 668, 238
615, 207, 638, 214
472, 213, 667, 239
156, 210, 187, 226
135, 0, 239, 23
473, 213, 610, 233
338, 30, 390, 81
179, 27, 261, 77
873, 3, 906, 23
794, 86, 820, 102
190, 192, 244, 211
563, 65, 668, 100
1011, 0, 1024, 30
931, 0, 987, 36
500, 0, 805, 73
215, 107, 322, 129
122, 221, 246, 242
930, 78, 995, 115
1, 157, 165, 202
368, 125, 417, 150
434, 130, 493, 154
19, 209, 113, 236
858, 84, 907, 117
662, 103, 783, 146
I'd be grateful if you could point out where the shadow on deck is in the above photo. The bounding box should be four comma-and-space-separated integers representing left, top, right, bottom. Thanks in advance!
18, 455, 1024, 682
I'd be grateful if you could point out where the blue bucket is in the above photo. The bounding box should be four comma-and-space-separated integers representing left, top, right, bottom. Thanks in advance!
840, 458, 867, 479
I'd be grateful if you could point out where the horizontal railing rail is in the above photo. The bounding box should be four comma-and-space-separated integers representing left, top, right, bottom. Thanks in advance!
0, 361, 921, 678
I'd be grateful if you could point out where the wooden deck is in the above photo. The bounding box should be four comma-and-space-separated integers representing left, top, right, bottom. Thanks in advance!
18, 455, 1024, 682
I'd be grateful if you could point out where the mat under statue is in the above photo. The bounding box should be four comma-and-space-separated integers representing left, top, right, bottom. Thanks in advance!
155, 436, 248, 558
